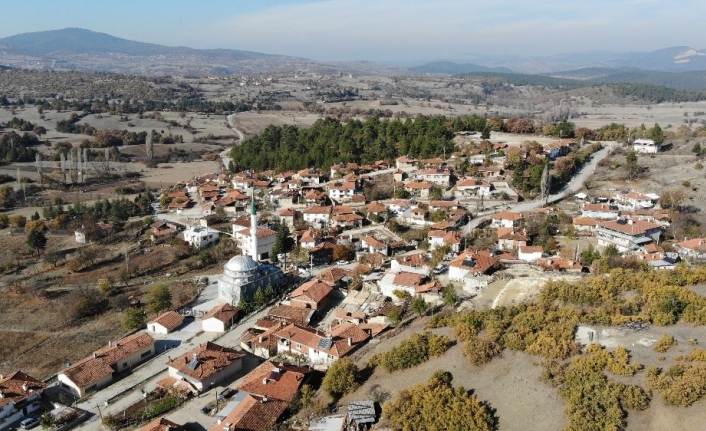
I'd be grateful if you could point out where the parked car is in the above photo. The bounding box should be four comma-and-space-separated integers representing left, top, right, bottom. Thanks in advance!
21, 417, 40, 429
433, 264, 448, 275
336, 260, 349, 265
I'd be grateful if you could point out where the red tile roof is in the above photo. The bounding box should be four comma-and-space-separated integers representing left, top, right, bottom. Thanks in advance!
268, 305, 315, 326
598, 220, 661, 236
202, 303, 238, 323
492, 211, 523, 221
139, 418, 184, 431
149, 311, 185, 331
212, 394, 288, 431
237, 361, 309, 402
166, 342, 244, 381
0, 371, 46, 408
62, 333, 155, 388
290, 280, 333, 305
392, 272, 423, 287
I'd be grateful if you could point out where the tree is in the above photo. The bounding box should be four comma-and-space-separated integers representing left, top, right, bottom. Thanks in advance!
322, 358, 360, 398
0, 185, 15, 209
33, 125, 46, 139
0, 214, 8, 229
26, 228, 47, 257
604, 244, 621, 259
649, 123, 665, 145
147, 284, 172, 314
253, 288, 266, 308
443, 283, 458, 307
579, 244, 601, 266
123, 308, 146, 331
411, 294, 429, 316
384, 372, 497, 431
692, 142, 703, 155
624, 150, 642, 181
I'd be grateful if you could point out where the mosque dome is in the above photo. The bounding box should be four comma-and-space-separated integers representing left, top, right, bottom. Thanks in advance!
224, 255, 259, 274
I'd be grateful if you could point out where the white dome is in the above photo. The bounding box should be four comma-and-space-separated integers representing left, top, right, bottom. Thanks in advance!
224, 255, 259, 273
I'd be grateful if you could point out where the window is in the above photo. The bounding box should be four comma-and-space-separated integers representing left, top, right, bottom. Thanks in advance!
296, 343, 302, 349
122, 362, 128, 368
313, 349, 319, 354
86, 384, 97, 392
141, 350, 151, 358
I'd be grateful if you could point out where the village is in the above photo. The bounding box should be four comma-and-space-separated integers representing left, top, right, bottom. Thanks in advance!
5, 118, 706, 431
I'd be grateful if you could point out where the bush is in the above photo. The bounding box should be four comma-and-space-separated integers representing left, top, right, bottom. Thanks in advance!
654, 334, 677, 353
370, 332, 453, 372
384, 372, 498, 431
322, 358, 360, 398
647, 364, 706, 407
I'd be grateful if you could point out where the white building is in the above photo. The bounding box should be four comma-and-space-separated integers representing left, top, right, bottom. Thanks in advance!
518, 246, 544, 262
302, 206, 332, 227
201, 303, 238, 333
0, 371, 46, 430
328, 181, 357, 201
633, 138, 661, 154
166, 342, 243, 392
234, 226, 277, 260
183, 226, 220, 248
596, 219, 662, 253
147, 311, 184, 334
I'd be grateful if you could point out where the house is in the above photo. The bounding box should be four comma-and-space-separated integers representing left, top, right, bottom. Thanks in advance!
234, 226, 277, 260
361, 236, 388, 255
428, 200, 458, 212
613, 190, 657, 210
240, 321, 287, 359
147, 311, 185, 334
449, 249, 499, 279
330, 162, 360, 179
151, 220, 183, 242
428, 230, 462, 253
633, 138, 661, 154
317, 267, 352, 288
297, 168, 324, 184
58, 333, 156, 397
387, 199, 413, 215
456, 178, 492, 196
418, 168, 451, 186
208, 394, 288, 431
497, 227, 529, 250
673, 238, 706, 260
0, 371, 46, 429
490, 211, 524, 228
202, 202, 216, 216
309, 241, 336, 265
302, 206, 332, 226
392, 169, 407, 182
201, 303, 238, 333
395, 155, 418, 169
543, 140, 572, 159
267, 305, 315, 327
304, 189, 328, 205
377, 271, 425, 298
391, 252, 431, 276
288, 279, 334, 310
328, 181, 356, 202
536, 257, 584, 272
366, 202, 387, 220
299, 229, 320, 249
581, 203, 619, 220
237, 360, 310, 403
139, 418, 184, 431
331, 212, 364, 229
274, 323, 370, 367
518, 246, 544, 262
404, 181, 433, 198
166, 342, 244, 392
278, 208, 298, 229
596, 219, 662, 253
183, 226, 220, 249
572, 217, 599, 234
477, 165, 504, 178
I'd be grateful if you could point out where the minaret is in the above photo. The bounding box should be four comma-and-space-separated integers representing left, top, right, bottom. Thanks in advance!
250, 194, 258, 262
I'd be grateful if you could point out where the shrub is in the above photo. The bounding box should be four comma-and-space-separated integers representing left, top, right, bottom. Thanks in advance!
647, 364, 706, 407
654, 334, 677, 353
322, 358, 360, 398
370, 332, 453, 372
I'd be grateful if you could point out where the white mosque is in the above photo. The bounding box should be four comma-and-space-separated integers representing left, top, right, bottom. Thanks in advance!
218, 197, 284, 305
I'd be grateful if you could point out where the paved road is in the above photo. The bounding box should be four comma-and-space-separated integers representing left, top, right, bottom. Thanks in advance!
73, 303, 273, 430
464, 144, 613, 230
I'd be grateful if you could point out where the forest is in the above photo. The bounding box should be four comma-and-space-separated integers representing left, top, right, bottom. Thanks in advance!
229, 115, 488, 172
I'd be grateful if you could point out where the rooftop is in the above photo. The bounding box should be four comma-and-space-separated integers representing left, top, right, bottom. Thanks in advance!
166, 342, 244, 381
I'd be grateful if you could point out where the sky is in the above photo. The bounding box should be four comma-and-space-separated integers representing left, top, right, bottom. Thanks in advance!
2, 0, 706, 62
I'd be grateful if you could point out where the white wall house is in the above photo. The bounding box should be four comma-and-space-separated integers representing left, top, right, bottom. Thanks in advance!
166, 342, 243, 392
147, 311, 184, 334
596, 219, 662, 253
328, 181, 357, 201
201, 303, 238, 333
0, 371, 46, 430
518, 246, 544, 262
302, 206, 332, 226
633, 138, 661, 154
183, 226, 220, 248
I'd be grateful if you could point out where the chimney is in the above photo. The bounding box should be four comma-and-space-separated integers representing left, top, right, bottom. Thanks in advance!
262, 378, 268, 385
347, 337, 353, 346
261, 396, 268, 403
108, 340, 112, 347
93, 352, 97, 359
259, 336, 264, 343
22, 384, 28, 392
0, 391, 4, 399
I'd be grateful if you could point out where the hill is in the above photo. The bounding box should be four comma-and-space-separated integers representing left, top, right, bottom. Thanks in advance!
0, 28, 314, 76
409, 61, 514, 75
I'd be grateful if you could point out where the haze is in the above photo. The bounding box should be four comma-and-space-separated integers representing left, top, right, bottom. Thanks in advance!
2, 0, 706, 62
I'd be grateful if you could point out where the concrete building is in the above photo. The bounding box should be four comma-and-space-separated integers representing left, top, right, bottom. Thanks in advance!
147, 311, 185, 334
0, 371, 46, 430
166, 342, 244, 392
201, 303, 238, 333
58, 333, 155, 397
596, 219, 662, 253
633, 138, 661, 154
183, 226, 220, 249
